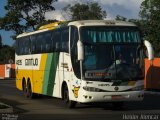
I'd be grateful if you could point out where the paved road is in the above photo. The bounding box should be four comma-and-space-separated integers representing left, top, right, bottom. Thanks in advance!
0, 79, 160, 120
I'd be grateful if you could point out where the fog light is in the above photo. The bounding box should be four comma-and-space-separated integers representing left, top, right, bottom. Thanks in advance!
84, 95, 88, 99
89, 96, 92, 99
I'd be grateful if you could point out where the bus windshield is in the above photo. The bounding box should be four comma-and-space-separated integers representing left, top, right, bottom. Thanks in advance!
80, 26, 141, 43
80, 26, 144, 81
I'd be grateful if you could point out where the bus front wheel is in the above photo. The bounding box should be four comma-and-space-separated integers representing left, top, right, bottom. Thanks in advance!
63, 85, 76, 108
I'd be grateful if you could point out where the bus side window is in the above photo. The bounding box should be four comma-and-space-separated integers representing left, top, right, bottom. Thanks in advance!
16, 39, 20, 55
70, 26, 78, 56
70, 26, 80, 78
24, 37, 31, 55
19, 37, 30, 55
30, 35, 37, 54
53, 30, 61, 52
61, 27, 69, 53
36, 34, 44, 53
45, 31, 52, 53
19, 39, 22, 55
19, 38, 24, 55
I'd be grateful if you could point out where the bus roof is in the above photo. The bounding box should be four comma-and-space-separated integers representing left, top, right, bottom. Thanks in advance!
68, 20, 137, 27
17, 29, 49, 38
16, 20, 137, 39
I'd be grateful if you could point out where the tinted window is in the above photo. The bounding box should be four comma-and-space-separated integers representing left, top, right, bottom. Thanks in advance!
36, 33, 45, 53
52, 27, 69, 53
16, 37, 31, 55
53, 30, 61, 51
80, 26, 141, 43
30, 35, 37, 54
15, 39, 20, 55
32, 31, 52, 53
45, 31, 52, 52
61, 27, 69, 52
70, 26, 80, 78
16, 28, 69, 55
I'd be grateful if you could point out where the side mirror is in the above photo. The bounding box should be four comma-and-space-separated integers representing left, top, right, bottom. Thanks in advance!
144, 40, 154, 60
77, 40, 84, 61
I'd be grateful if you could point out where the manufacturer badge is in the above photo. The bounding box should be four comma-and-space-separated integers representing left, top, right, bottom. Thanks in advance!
114, 86, 119, 91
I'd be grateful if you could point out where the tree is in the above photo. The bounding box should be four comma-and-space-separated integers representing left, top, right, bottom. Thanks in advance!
140, 0, 160, 55
0, 45, 15, 64
0, 34, 15, 64
115, 15, 127, 21
64, 2, 107, 20
0, 34, 2, 49
0, 0, 58, 38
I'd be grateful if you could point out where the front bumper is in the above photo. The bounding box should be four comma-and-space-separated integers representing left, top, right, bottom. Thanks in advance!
78, 91, 144, 103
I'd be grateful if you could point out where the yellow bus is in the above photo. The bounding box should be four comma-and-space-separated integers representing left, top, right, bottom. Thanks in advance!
15, 20, 154, 108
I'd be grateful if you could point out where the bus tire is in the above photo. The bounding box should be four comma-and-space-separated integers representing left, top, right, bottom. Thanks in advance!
26, 80, 35, 99
22, 79, 27, 97
63, 84, 76, 108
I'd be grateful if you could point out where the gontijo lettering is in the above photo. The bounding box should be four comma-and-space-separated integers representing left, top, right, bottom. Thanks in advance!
25, 58, 38, 66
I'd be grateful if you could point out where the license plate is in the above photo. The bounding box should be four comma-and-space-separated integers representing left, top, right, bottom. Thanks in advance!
112, 95, 122, 100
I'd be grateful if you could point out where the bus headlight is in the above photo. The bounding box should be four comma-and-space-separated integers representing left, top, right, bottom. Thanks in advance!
83, 86, 106, 92
132, 85, 144, 91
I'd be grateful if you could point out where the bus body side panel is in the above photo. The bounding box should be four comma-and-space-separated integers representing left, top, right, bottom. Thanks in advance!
58, 53, 80, 101
41, 52, 60, 97
52, 52, 63, 98
32, 54, 47, 94
16, 68, 24, 91
15, 54, 23, 90
50, 52, 76, 99
16, 54, 46, 94
16, 70, 32, 90
16, 52, 61, 97
15, 54, 33, 91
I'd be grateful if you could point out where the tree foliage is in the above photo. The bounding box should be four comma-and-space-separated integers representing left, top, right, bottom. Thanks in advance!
0, 0, 57, 38
115, 15, 127, 21
65, 2, 107, 20
140, 0, 160, 55
0, 34, 14, 64
0, 35, 2, 49
0, 44, 15, 64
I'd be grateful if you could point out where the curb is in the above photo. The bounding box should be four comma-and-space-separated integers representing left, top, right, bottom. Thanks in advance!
0, 103, 13, 113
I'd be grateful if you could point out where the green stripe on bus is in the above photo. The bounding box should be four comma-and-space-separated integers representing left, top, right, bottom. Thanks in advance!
42, 53, 59, 95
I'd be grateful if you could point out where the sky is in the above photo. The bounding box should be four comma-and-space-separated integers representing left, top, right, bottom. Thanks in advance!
0, 0, 15, 46
0, 0, 144, 46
